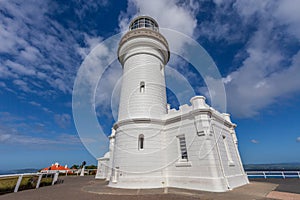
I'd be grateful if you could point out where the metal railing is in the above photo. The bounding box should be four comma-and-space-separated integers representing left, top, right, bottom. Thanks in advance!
0, 172, 59, 193
67, 169, 97, 176
246, 171, 300, 179
40, 169, 97, 176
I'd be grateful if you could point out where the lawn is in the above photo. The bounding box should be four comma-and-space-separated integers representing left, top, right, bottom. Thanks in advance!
0, 175, 53, 195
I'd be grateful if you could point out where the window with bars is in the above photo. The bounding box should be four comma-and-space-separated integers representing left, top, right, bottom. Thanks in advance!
178, 135, 188, 160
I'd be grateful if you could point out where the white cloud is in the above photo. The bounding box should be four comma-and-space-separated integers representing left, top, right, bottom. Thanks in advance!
0, 133, 11, 142
0, 82, 6, 88
0, 112, 79, 146
89, 0, 200, 122
19, 46, 42, 62
54, 114, 72, 129
2, 0, 298, 121
0, 65, 18, 79
95, 61, 122, 120
74, 0, 200, 125
13, 79, 31, 92
267, 0, 300, 40
1, 0, 201, 123
5, 60, 36, 76
296, 137, 300, 142
73, 36, 121, 126
28, 101, 54, 114
29, 101, 41, 107
251, 139, 259, 144
73, 0, 109, 20
202, 1, 300, 118
0, 131, 80, 145
0, 0, 104, 95
42, 107, 53, 113
119, 0, 199, 52
77, 34, 103, 59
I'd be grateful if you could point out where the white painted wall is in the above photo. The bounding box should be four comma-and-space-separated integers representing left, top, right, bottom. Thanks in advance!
99, 17, 248, 192
108, 97, 248, 191
95, 152, 109, 179
118, 36, 169, 121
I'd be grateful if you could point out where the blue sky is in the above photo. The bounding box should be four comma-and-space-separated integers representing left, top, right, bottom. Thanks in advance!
0, 0, 300, 170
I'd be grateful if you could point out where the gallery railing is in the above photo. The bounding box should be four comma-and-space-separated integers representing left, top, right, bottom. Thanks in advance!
246, 171, 300, 179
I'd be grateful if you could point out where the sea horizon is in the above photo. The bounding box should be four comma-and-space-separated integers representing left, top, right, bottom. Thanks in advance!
0, 168, 40, 176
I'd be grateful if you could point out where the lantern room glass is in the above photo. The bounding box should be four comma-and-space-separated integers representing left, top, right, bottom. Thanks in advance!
130, 17, 159, 32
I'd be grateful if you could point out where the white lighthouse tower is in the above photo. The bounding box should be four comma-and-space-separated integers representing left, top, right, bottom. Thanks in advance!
118, 16, 169, 121
111, 16, 170, 187
96, 16, 249, 192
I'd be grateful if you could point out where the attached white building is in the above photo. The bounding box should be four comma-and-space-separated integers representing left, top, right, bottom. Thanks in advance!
96, 16, 249, 192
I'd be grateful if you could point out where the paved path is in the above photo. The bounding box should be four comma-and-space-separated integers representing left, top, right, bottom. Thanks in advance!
0, 176, 297, 200
251, 178, 300, 194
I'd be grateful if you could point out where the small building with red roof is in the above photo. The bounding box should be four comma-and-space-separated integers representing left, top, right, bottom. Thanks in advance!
41, 162, 71, 174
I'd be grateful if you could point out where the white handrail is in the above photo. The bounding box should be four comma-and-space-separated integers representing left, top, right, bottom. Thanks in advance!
0, 172, 59, 193
246, 171, 300, 179
0, 172, 46, 178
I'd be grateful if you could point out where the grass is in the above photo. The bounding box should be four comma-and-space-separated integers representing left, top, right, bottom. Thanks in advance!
0, 175, 53, 195
0, 177, 17, 194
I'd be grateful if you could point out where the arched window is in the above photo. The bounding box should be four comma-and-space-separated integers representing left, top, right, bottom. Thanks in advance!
138, 134, 144, 150
140, 81, 145, 93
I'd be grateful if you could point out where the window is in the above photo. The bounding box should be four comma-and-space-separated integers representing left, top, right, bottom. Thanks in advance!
140, 81, 145, 93
129, 17, 159, 31
178, 135, 188, 160
175, 135, 192, 167
138, 134, 144, 150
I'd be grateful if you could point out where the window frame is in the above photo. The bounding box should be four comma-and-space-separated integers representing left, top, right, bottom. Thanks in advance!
138, 134, 144, 150
175, 134, 192, 167
140, 81, 145, 93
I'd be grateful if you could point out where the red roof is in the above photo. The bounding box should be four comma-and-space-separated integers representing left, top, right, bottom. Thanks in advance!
43, 165, 70, 171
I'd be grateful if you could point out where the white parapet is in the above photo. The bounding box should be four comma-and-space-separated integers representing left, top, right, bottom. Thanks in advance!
222, 113, 232, 123
190, 96, 208, 110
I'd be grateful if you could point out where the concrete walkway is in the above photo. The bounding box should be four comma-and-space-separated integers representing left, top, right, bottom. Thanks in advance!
253, 178, 300, 194
0, 176, 298, 200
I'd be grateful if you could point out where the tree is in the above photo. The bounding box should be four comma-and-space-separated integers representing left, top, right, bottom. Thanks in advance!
70, 164, 79, 169
85, 165, 97, 169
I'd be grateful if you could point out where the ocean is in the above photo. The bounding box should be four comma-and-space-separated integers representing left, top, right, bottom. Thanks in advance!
0, 169, 39, 176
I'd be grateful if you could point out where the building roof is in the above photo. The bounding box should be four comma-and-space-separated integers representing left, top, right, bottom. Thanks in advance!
42, 162, 70, 171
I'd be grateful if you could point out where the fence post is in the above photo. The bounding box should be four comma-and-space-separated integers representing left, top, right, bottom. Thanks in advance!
52, 172, 59, 185
282, 171, 285, 179
36, 174, 43, 189
14, 175, 23, 192
80, 166, 85, 176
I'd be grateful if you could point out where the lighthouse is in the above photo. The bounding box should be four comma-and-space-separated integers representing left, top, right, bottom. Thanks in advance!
117, 16, 169, 121
111, 16, 171, 187
96, 16, 249, 192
